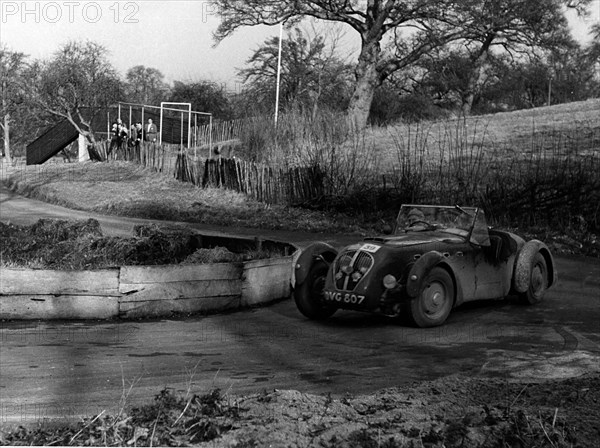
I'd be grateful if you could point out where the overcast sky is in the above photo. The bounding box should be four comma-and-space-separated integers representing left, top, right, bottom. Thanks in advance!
1, 0, 598, 92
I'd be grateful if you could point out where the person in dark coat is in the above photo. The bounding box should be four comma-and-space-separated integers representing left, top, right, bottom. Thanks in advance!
145, 118, 158, 143
108, 118, 124, 156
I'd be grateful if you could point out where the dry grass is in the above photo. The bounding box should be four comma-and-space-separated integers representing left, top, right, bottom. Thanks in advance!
371, 97, 600, 168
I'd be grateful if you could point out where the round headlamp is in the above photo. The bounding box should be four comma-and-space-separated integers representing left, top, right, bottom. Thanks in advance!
339, 254, 352, 271
383, 274, 398, 290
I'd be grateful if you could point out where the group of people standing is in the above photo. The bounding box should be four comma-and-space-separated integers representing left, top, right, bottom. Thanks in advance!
108, 118, 158, 156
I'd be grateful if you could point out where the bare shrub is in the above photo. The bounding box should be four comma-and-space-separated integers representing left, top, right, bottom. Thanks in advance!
237, 109, 379, 199
384, 117, 599, 232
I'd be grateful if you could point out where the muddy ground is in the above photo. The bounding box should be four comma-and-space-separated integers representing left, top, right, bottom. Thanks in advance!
3, 372, 598, 447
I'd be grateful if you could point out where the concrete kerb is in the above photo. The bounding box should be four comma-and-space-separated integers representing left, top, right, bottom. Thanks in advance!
0, 234, 300, 321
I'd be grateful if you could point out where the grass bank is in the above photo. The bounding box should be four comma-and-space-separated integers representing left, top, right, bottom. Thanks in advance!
3, 161, 372, 235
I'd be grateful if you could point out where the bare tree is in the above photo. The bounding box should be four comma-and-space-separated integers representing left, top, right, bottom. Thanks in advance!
28, 40, 122, 161
448, 0, 588, 115
0, 46, 27, 163
124, 65, 170, 105
238, 24, 353, 118
586, 23, 600, 69
213, 0, 595, 126
213, 0, 469, 129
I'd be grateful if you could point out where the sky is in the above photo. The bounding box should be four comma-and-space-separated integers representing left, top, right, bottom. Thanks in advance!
1, 0, 598, 93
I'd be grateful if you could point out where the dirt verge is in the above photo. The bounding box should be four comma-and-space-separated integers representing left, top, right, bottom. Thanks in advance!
2, 373, 598, 447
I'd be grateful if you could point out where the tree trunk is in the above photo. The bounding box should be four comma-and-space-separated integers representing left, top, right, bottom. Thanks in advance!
346, 39, 382, 130
85, 132, 103, 162
461, 36, 494, 116
461, 61, 487, 116
2, 113, 11, 163
63, 109, 103, 162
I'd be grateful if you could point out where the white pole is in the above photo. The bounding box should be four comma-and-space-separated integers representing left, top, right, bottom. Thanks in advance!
274, 22, 283, 125
141, 107, 145, 143
209, 115, 213, 160
159, 103, 164, 145
188, 106, 192, 150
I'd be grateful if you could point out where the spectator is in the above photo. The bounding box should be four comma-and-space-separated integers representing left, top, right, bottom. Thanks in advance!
108, 118, 124, 156
117, 121, 128, 157
145, 118, 158, 143
134, 122, 142, 154
127, 124, 137, 150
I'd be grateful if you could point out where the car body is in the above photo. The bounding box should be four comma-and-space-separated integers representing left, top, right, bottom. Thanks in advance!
293, 204, 556, 327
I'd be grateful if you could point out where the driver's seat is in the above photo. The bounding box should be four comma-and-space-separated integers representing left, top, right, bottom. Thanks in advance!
487, 231, 516, 261
488, 235, 504, 261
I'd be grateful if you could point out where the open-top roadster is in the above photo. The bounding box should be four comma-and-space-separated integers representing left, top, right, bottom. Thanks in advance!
293, 205, 556, 327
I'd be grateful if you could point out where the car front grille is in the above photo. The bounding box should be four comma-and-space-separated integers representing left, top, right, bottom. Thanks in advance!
334, 249, 374, 291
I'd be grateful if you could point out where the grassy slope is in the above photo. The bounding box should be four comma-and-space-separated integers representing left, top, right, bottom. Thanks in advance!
370, 98, 600, 167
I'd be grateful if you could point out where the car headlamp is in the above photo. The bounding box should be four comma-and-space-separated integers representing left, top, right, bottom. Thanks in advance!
383, 274, 398, 290
339, 255, 353, 272
342, 265, 354, 275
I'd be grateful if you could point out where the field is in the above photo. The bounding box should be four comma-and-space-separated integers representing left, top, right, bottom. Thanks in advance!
371, 98, 600, 161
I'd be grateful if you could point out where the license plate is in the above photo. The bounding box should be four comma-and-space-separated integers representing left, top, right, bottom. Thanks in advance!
323, 290, 366, 305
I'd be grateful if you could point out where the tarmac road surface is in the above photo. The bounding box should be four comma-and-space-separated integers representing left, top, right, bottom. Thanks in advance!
1, 184, 599, 425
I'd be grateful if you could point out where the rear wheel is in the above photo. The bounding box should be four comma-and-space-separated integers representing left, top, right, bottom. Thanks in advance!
409, 267, 454, 328
519, 253, 548, 305
294, 260, 336, 320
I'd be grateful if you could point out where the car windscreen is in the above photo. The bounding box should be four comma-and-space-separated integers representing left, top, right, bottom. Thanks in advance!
396, 205, 491, 246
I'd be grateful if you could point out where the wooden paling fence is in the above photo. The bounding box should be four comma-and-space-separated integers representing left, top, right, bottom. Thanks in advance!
201, 158, 324, 205
194, 119, 245, 147
96, 140, 325, 205
95, 140, 179, 174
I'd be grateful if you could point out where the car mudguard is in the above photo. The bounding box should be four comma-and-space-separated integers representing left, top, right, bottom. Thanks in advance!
513, 240, 556, 293
294, 242, 338, 286
406, 251, 444, 297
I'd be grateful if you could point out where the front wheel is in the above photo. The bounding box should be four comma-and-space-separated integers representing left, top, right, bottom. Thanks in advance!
519, 253, 548, 305
409, 267, 454, 328
294, 260, 336, 320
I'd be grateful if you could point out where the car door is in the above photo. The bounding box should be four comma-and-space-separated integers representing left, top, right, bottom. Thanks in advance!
452, 209, 509, 302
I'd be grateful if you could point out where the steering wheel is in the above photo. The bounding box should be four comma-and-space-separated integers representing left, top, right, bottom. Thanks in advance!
409, 219, 430, 227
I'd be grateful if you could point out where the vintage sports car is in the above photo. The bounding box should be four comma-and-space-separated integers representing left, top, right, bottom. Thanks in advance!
294, 205, 556, 327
